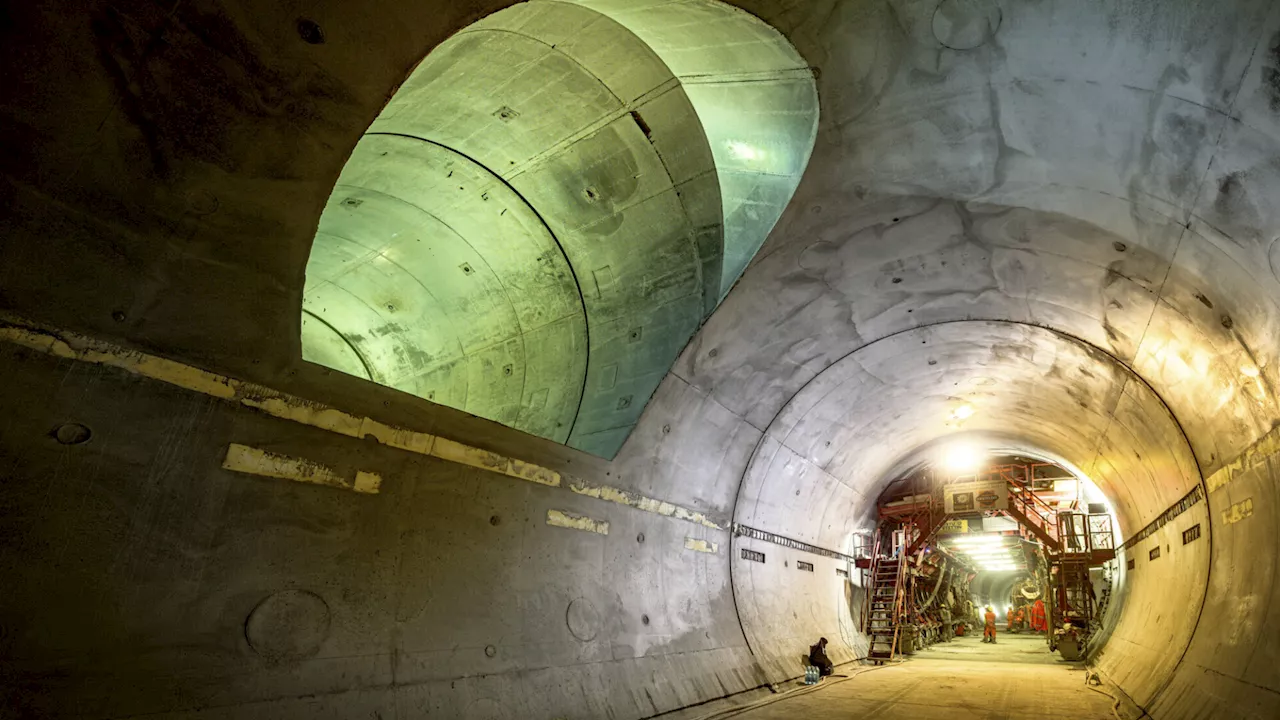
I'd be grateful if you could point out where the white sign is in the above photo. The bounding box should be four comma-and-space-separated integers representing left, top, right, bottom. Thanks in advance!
945, 481, 1008, 514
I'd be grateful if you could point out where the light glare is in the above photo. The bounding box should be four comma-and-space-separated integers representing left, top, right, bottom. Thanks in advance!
728, 141, 759, 161
944, 444, 983, 472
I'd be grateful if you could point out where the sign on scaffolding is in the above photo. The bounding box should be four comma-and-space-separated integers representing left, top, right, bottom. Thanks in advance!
944, 481, 1009, 513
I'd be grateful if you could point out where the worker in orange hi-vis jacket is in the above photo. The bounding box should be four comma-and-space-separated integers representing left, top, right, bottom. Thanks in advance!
1031, 598, 1047, 632
983, 606, 998, 644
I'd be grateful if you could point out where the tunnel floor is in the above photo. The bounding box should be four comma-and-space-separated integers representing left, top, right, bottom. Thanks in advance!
917, 630, 1066, 664
728, 635, 1122, 719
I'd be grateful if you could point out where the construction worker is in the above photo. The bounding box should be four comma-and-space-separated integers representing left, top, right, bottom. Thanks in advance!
1005, 605, 1015, 632
808, 637, 833, 677
1031, 598, 1047, 632
983, 606, 997, 643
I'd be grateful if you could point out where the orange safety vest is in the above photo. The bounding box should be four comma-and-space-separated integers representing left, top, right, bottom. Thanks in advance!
984, 611, 996, 627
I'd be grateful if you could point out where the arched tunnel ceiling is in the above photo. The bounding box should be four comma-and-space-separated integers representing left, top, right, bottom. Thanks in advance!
5, 0, 1280, 717
302, 0, 818, 455
735, 321, 1199, 550
648, 1, 1280, 705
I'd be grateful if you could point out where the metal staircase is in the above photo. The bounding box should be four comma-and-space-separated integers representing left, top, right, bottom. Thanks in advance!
1005, 488, 1060, 550
863, 535, 906, 663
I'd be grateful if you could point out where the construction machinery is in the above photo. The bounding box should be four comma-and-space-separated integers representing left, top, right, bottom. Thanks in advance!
863, 457, 1115, 662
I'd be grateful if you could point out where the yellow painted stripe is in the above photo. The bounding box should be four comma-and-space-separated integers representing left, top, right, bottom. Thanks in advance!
353, 471, 383, 494
1205, 422, 1280, 493
0, 318, 735, 530
684, 537, 718, 554
569, 479, 720, 529
222, 443, 381, 494
1222, 498, 1254, 525
546, 509, 609, 535
0, 318, 559, 488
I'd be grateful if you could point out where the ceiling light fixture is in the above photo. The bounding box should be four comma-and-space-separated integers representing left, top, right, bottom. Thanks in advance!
943, 443, 984, 473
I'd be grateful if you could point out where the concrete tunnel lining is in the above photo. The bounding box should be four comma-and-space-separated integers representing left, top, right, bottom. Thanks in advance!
729, 319, 1207, 685
4, 0, 1280, 718
302, 0, 819, 457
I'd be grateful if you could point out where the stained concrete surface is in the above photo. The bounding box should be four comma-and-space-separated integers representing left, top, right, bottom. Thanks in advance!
4, 0, 1280, 718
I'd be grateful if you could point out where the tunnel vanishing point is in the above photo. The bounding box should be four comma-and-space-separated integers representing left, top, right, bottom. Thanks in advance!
2, 0, 1280, 718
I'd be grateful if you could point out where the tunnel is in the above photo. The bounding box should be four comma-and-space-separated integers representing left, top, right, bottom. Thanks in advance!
0, 0, 1278, 719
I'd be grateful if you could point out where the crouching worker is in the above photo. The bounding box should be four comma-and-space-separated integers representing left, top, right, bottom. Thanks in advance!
983, 606, 997, 644
809, 637, 834, 677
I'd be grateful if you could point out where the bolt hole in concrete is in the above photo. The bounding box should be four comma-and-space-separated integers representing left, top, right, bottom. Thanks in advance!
932, 0, 1001, 51
1113, 241, 1127, 252
566, 597, 601, 641
244, 590, 330, 663
52, 423, 91, 445
637, 532, 646, 543
111, 310, 126, 322
641, 614, 650, 626
295, 18, 324, 44
485, 645, 497, 657
489, 515, 501, 526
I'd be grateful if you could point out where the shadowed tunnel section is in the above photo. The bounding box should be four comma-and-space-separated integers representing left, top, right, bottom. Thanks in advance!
301, 0, 818, 457
3, 1, 1280, 719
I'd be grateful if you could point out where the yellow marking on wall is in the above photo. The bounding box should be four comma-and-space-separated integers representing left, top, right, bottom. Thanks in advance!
353, 471, 383, 494
434, 438, 560, 487
1205, 423, 1280, 493
547, 509, 609, 535
0, 318, 560, 488
1222, 497, 1254, 525
569, 480, 720, 529
685, 537, 718, 554
222, 443, 381, 494
0, 318, 738, 527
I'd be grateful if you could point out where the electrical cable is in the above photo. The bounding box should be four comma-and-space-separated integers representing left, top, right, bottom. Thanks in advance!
1082, 664, 1125, 720
683, 658, 904, 720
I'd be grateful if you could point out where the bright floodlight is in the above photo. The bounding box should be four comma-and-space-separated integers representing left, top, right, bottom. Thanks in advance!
944, 444, 983, 473
952, 404, 974, 420
950, 534, 1004, 545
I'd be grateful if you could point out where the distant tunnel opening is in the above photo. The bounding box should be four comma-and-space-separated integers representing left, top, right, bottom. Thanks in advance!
868, 451, 1124, 662
729, 319, 1212, 703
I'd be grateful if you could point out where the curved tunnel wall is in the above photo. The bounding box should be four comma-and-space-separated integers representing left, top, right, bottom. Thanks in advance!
3, 1, 1280, 720
302, 0, 819, 457
729, 320, 1206, 684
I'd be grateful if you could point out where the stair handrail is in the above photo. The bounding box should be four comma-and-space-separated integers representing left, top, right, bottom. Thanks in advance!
861, 524, 885, 632
1011, 488, 1058, 542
